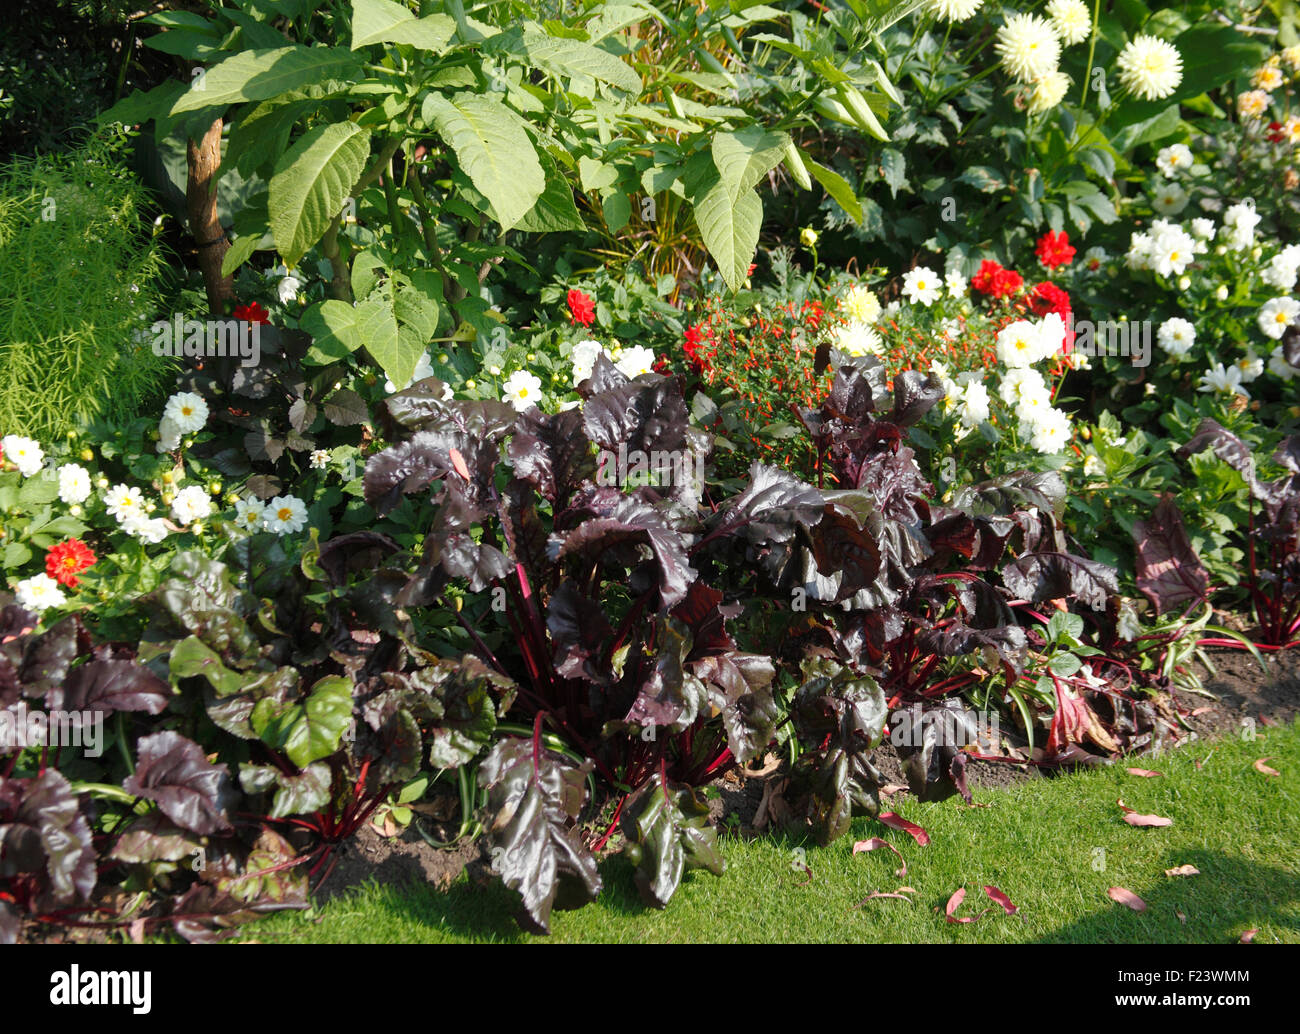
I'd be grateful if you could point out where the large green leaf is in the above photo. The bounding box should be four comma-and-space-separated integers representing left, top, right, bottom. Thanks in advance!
268, 121, 371, 266
355, 292, 420, 390
300, 299, 366, 364
422, 93, 545, 230
507, 30, 642, 93
711, 126, 791, 195
171, 46, 362, 113
350, 0, 455, 51
692, 178, 762, 292
807, 157, 862, 224
251, 675, 354, 769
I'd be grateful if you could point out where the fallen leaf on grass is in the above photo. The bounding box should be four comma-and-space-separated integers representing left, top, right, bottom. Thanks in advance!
1164, 865, 1200, 877
1175, 910, 1187, 925
880, 783, 908, 796
1253, 757, 1280, 777
852, 837, 906, 877
1126, 768, 1163, 778
1190, 707, 1214, 717
877, 811, 930, 846
1117, 798, 1173, 827
1240, 929, 1257, 943
1108, 887, 1147, 912
983, 885, 1018, 914
944, 887, 983, 924
853, 891, 914, 907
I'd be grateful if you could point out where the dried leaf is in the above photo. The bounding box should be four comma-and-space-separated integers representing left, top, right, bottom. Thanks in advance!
944, 886, 989, 924
983, 885, 1018, 914
1117, 798, 1173, 827
1126, 768, 1163, 778
852, 836, 906, 877
1164, 865, 1200, 877
1240, 929, 1257, 943
854, 891, 913, 906
1190, 707, 1213, 717
1253, 757, 1280, 777
880, 783, 908, 796
1107, 886, 1147, 911
877, 811, 930, 846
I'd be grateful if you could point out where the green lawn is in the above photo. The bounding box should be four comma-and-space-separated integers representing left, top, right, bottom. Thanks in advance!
242, 719, 1300, 944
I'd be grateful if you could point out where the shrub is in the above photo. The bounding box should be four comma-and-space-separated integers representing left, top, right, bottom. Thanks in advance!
0, 133, 173, 439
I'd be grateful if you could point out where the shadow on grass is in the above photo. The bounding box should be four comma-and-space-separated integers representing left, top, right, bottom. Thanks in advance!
1035, 850, 1300, 944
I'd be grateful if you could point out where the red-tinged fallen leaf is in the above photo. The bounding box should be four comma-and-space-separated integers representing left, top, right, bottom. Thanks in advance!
449, 448, 471, 480
880, 783, 908, 796
945, 887, 978, 923
877, 811, 930, 846
983, 885, 1018, 914
1164, 865, 1200, 877
1190, 707, 1214, 716
1117, 798, 1174, 827
896, 886, 916, 894
852, 837, 907, 878
1126, 768, 1163, 778
1253, 757, 1280, 777
1258, 715, 1275, 727
1108, 887, 1147, 912
1240, 929, 1257, 943
853, 892, 914, 907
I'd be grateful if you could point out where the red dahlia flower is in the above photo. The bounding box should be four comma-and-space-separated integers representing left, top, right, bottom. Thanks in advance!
233, 301, 270, 324
971, 260, 1023, 298
1035, 230, 1076, 270
567, 289, 596, 327
46, 539, 96, 588
1028, 281, 1071, 320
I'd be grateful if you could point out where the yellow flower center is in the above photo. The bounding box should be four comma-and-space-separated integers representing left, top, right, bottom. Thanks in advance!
277, 507, 292, 521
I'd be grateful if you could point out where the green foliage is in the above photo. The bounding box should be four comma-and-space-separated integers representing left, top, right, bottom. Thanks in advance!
0, 133, 173, 439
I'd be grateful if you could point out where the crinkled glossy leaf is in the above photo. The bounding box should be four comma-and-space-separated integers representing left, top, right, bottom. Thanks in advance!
251, 675, 353, 769
620, 773, 724, 909
123, 731, 233, 835
1133, 495, 1210, 616
478, 736, 602, 934
0, 769, 96, 908
1002, 552, 1118, 611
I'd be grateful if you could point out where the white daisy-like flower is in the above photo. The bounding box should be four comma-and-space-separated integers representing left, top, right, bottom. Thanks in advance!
56, 463, 91, 505
1116, 35, 1183, 100
234, 497, 267, 532
261, 495, 308, 535
1268, 345, 1297, 380
615, 346, 657, 379
309, 449, 330, 470
1221, 201, 1261, 251
570, 339, 608, 387
1237, 90, 1270, 119
1284, 45, 1300, 71
1125, 231, 1154, 271
1028, 70, 1072, 113
1083, 246, 1108, 272
104, 484, 145, 522
163, 392, 208, 434
1189, 217, 1215, 240
1014, 383, 1055, 426
995, 14, 1062, 85
2, 435, 44, 477
1155, 143, 1194, 177
841, 285, 882, 324
1235, 348, 1265, 383
833, 321, 883, 357
171, 485, 213, 525
121, 513, 169, 544
957, 380, 991, 429
1148, 226, 1197, 277
1150, 182, 1189, 216
275, 272, 302, 305
1037, 312, 1067, 359
502, 370, 543, 411
1258, 296, 1300, 339
1083, 454, 1104, 478
156, 416, 183, 454
1046, 0, 1091, 45
384, 351, 437, 394
1253, 65, 1285, 91
1261, 246, 1300, 291
996, 319, 1045, 368
901, 266, 942, 307
998, 366, 1047, 404
1026, 408, 1072, 454
945, 269, 968, 297
1156, 317, 1196, 356
927, 0, 983, 21
1198, 362, 1248, 398
15, 573, 66, 613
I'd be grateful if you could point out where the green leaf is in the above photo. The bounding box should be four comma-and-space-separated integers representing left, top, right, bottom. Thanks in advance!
220, 233, 263, 277
422, 92, 544, 230
169, 635, 247, 696
350, 0, 455, 51
268, 121, 371, 266
504, 30, 641, 93
693, 179, 761, 292
514, 154, 585, 232
879, 147, 906, 198
356, 292, 418, 389
956, 165, 1006, 193
251, 675, 353, 768
710, 126, 791, 195
171, 47, 362, 113
807, 157, 861, 223
301, 299, 365, 364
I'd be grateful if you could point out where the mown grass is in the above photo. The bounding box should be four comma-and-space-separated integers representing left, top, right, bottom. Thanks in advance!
241, 719, 1300, 944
